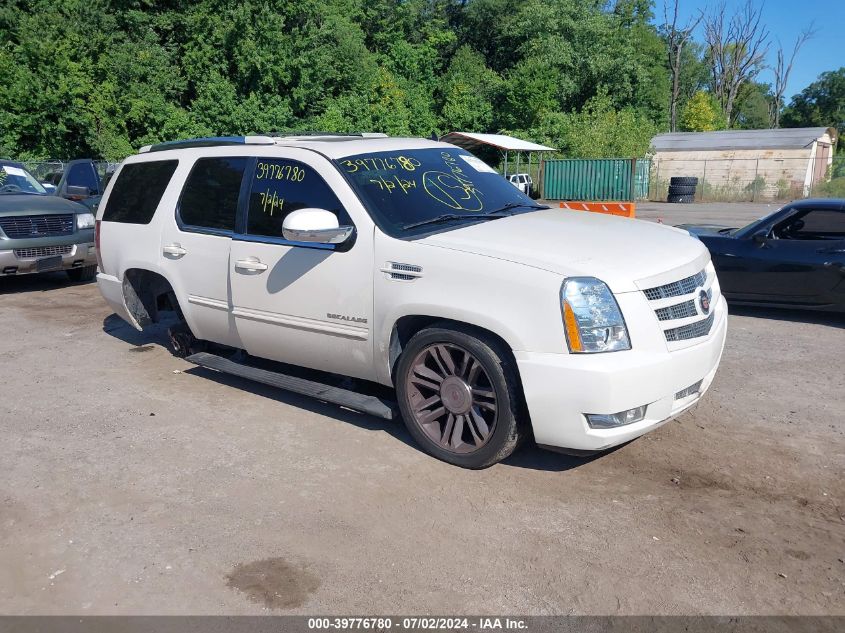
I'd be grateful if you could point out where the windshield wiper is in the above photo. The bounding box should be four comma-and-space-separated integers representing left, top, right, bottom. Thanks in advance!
402, 213, 508, 231
483, 201, 549, 215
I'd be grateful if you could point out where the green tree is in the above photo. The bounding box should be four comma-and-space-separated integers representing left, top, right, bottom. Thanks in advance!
680, 91, 727, 131
782, 68, 845, 138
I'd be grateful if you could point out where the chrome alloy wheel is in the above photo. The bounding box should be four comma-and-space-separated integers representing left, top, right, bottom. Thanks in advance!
404, 343, 498, 454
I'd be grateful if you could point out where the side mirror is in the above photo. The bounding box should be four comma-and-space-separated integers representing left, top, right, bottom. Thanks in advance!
64, 185, 90, 200
282, 208, 354, 245
752, 229, 769, 246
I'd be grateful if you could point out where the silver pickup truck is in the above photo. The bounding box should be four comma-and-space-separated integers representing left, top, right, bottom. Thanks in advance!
0, 160, 97, 281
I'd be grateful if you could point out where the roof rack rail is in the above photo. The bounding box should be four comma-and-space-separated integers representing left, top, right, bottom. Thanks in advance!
138, 136, 276, 154
268, 131, 389, 139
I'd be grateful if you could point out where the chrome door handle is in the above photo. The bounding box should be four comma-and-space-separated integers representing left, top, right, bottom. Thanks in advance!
163, 244, 187, 258
235, 257, 269, 273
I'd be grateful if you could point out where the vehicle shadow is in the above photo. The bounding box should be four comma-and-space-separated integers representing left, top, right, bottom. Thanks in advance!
728, 304, 845, 328
0, 272, 94, 294
101, 312, 596, 473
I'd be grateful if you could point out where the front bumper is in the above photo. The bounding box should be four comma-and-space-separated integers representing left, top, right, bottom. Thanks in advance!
0, 242, 97, 275
516, 296, 728, 452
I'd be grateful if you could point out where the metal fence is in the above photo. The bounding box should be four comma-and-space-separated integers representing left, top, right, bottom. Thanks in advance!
21, 160, 119, 186
542, 158, 650, 201
649, 154, 844, 202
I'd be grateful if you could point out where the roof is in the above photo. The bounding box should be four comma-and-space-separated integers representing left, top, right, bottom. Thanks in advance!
439, 132, 555, 152
132, 135, 455, 161
651, 127, 836, 152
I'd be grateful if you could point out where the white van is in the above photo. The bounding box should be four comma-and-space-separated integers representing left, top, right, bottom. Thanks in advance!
95, 134, 726, 468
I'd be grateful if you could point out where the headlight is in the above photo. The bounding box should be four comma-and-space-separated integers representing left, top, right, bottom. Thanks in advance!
561, 277, 631, 353
76, 212, 95, 229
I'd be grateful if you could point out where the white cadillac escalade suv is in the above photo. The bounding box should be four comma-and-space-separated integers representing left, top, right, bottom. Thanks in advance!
95, 134, 727, 468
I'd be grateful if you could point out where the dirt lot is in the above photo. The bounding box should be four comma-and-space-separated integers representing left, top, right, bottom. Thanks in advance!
0, 203, 843, 615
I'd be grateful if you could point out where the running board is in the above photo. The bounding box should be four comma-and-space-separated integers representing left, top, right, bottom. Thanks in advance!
185, 352, 397, 420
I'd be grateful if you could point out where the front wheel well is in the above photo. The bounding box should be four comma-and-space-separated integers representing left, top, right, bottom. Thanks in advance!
122, 268, 180, 328
388, 316, 518, 382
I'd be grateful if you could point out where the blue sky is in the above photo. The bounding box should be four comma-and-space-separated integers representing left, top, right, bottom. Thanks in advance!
667, 0, 845, 100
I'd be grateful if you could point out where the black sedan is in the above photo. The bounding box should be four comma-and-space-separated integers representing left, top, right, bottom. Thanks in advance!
678, 199, 845, 312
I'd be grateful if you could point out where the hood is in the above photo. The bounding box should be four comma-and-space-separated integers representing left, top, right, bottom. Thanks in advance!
676, 223, 735, 237
0, 194, 85, 216
418, 208, 708, 293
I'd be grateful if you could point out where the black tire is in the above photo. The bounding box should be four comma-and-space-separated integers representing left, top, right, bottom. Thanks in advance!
670, 176, 699, 186
667, 185, 697, 196
667, 194, 695, 204
66, 265, 97, 282
167, 322, 206, 358
395, 324, 526, 469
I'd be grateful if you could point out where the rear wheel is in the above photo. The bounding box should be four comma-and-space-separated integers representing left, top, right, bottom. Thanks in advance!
67, 265, 97, 282
167, 322, 206, 358
395, 325, 525, 469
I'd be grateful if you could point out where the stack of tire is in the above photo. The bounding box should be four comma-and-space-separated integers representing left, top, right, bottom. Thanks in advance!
667, 176, 698, 203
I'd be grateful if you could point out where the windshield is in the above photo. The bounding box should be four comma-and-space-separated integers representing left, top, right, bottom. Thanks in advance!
337, 148, 543, 236
0, 164, 47, 195
732, 206, 787, 238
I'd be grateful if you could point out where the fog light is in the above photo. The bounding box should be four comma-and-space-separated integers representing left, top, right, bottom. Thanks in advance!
585, 405, 647, 429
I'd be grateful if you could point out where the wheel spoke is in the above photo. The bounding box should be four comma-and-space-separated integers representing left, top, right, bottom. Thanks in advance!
472, 387, 495, 400
466, 358, 481, 385
418, 406, 446, 425
413, 363, 444, 384
450, 414, 465, 448
469, 406, 490, 440
440, 413, 455, 444
431, 345, 456, 376
414, 394, 442, 413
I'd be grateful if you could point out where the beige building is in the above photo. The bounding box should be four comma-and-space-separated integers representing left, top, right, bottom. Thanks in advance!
650, 127, 838, 200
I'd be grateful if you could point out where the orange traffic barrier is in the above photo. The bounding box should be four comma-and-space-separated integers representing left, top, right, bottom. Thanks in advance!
558, 201, 636, 218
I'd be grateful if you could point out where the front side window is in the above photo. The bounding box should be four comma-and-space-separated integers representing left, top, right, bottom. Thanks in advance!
102, 160, 178, 224
179, 157, 247, 233
337, 148, 542, 237
246, 159, 348, 239
779, 209, 845, 240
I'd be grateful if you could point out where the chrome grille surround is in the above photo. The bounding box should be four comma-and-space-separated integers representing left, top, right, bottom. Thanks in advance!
644, 270, 707, 301
675, 380, 703, 400
664, 312, 715, 342
0, 214, 74, 239
14, 245, 73, 259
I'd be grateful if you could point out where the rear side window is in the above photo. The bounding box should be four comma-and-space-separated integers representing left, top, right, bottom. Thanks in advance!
179, 157, 247, 233
102, 160, 178, 224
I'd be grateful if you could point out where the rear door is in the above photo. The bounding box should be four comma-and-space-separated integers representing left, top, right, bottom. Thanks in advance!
228, 151, 375, 381
158, 156, 248, 348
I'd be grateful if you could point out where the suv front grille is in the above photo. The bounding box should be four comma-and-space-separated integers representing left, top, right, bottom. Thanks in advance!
644, 270, 707, 300
0, 214, 74, 239
14, 245, 73, 259
654, 299, 698, 321
664, 312, 715, 342
642, 267, 718, 347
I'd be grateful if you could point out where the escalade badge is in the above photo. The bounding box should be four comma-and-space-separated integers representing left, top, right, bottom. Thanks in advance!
698, 289, 710, 315
327, 313, 368, 324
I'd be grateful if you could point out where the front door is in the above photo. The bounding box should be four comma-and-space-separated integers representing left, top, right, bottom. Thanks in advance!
228, 153, 375, 381
749, 207, 845, 305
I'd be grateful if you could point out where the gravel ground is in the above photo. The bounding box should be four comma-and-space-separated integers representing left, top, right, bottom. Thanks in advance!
0, 203, 843, 615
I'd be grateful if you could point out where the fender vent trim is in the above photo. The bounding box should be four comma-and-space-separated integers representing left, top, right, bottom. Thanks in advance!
380, 261, 423, 281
